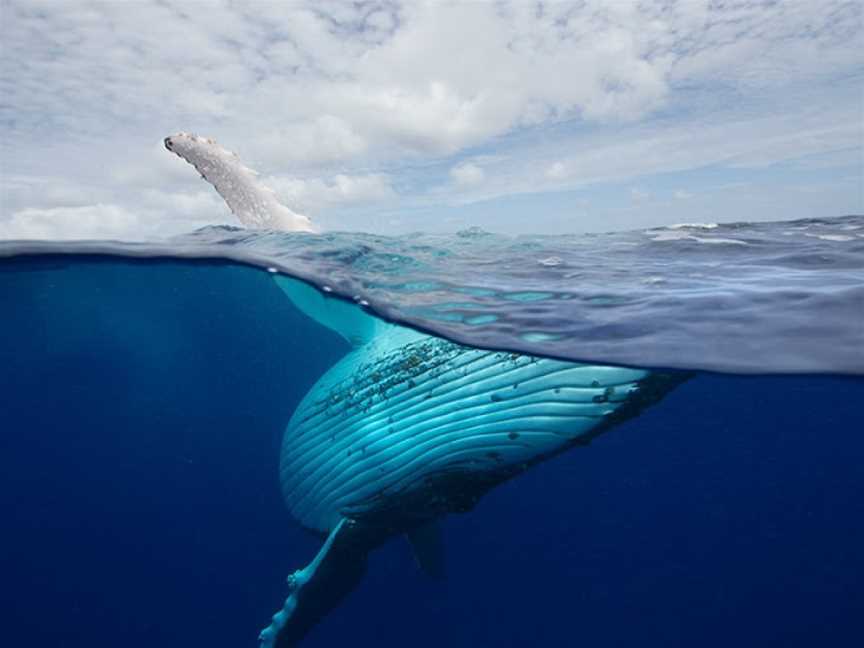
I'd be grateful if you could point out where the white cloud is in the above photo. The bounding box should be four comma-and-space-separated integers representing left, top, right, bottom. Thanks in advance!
139, 189, 228, 223
674, 190, 693, 200
110, 140, 207, 188
0, 0, 861, 238
267, 173, 396, 214
667, 0, 862, 88
630, 187, 650, 203
424, 94, 863, 209
253, 115, 370, 167
546, 162, 569, 180
0, 204, 143, 240
0, 0, 683, 165
1, 174, 104, 211
450, 163, 485, 187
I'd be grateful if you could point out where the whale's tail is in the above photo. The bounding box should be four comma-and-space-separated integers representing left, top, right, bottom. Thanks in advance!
164, 133, 315, 233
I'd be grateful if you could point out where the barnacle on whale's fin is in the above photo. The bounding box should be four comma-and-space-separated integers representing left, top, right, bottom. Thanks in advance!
258, 518, 369, 648
163, 132, 315, 233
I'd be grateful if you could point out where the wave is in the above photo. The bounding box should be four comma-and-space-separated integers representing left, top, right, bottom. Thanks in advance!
1, 215, 862, 375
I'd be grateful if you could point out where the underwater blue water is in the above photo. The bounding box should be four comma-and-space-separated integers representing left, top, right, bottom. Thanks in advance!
1, 216, 862, 647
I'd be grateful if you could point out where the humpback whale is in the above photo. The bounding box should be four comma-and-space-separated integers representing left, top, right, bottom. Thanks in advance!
164, 133, 683, 646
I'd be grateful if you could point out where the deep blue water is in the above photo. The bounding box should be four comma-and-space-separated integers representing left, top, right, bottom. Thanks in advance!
1, 219, 863, 647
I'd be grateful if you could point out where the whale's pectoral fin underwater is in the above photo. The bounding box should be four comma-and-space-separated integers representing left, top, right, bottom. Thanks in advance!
406, 519, 446, 578
258, 518, 369, 648
259, 514, 450, 647
164, 133, 687, 646
260, 515, 448, 647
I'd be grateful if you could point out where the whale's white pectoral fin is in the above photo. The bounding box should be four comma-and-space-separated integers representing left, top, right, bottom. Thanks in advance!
259, 518, 369, 648
163, 132, 315, 233
273, 275, 389, 347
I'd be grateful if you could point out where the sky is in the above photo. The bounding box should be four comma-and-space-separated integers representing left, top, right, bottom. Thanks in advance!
0, 0, 862, 240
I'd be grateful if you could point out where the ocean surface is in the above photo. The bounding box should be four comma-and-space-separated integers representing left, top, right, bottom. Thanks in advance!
1, 215, 862, 647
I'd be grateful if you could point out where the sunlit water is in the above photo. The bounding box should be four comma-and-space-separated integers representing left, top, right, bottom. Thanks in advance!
0, 215, 862, 647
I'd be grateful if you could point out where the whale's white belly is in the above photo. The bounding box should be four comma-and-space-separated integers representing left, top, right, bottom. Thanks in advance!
280, 327, 648, 532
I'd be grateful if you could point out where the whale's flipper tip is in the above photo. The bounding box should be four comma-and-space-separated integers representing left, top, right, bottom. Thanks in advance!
259, 519, 369, 648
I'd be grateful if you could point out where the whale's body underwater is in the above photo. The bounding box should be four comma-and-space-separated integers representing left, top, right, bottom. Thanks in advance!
164, 134, 684, 646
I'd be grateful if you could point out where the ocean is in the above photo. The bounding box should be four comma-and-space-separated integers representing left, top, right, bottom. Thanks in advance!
1, 215, 862, 647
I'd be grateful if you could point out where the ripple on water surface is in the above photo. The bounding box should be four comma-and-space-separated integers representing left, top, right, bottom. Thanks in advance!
0, 215, 862, 375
